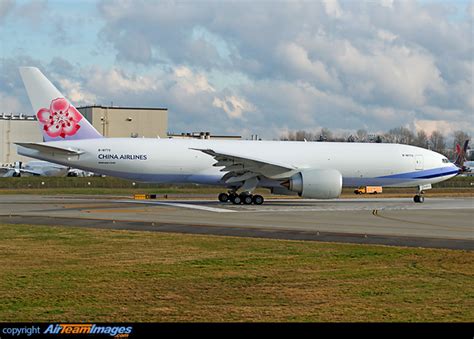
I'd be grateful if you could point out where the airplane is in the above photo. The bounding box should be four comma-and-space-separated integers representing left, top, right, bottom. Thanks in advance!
0, 160, 95, 177
0, 160, 69, 177
15, 67, 460, 204
463, 161, 473, 174
454, 140, 471, 174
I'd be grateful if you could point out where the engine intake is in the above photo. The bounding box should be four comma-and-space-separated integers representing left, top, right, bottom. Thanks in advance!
282, 169, 342, 199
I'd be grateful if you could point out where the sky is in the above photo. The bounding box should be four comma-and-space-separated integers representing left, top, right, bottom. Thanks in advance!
0, 0, 473, 140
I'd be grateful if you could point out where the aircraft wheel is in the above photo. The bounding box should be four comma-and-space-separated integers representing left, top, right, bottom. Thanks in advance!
253, 194, 264, 205
242, 194, 253, 205
218, 193, 229, 203
414, 195, 424, 203
232, 195, 242, 205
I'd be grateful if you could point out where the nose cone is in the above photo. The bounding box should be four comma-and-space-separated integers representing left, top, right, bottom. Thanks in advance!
444, 161, 460, 179
450, 163, 461, 174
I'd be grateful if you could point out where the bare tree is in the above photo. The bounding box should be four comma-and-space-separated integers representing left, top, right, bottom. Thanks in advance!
414, 130, 430, 148
280, 131, 295, 141
453, 130, 470, 149
319, 127, 333, 141
295, 130, 315, 141
430, 130, 446, 154
280, 130, 315, 141
388, 126, 415, 144
356, 129, 368, 142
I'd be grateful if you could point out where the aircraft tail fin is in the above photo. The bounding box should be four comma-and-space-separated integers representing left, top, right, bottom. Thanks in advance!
454, 139, 469, 170
19, 67, 103, 141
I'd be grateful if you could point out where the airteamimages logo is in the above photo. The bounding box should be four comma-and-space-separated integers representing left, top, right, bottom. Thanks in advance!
44, 324, 133, 337
1, 324, 133, 337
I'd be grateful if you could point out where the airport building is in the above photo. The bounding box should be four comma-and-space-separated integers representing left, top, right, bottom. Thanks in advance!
77, 106, 168, 138
0, 114, 43, 164
168, 132, 241, 140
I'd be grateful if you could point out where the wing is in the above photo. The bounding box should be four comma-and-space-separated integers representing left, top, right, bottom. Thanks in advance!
0, 168, 14, 177
191, 148, 296, 184
17, 168, 43, 176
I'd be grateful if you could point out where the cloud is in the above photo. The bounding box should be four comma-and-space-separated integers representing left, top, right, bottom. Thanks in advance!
2, 1, 472, 139
57, 78, 98, 105
322, 0, 343, 18
213, 95, 254, 119
0, 91, 22, 112
0, 0, 14, 23
414, 119, 469, 136
275, 42, 339, 89
174, 66, 215, 94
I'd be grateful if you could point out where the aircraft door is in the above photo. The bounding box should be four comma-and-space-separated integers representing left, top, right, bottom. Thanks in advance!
415, 155, 424, 170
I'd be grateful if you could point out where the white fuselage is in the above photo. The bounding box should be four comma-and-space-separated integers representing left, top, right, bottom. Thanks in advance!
18, 138, 458, 188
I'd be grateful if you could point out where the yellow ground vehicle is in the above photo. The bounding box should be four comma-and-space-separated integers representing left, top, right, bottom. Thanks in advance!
354, 186, 383, 194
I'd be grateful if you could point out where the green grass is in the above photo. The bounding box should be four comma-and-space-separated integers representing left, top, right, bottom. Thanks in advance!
0, 176, 471, 196
0, 223, 472, 322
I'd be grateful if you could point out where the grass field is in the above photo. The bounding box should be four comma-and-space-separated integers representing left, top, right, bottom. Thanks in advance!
0, 176, 472, 197
1, 223, 472, 322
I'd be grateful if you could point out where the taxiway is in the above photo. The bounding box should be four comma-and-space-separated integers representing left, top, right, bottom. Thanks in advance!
0, 195, 472, 250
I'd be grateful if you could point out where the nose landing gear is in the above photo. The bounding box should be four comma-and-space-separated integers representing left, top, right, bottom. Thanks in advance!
413, 194, 425, 203
413, 184, 431, 203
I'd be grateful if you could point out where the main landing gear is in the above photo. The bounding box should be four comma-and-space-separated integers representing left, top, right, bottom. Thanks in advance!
218, 192, 264, 205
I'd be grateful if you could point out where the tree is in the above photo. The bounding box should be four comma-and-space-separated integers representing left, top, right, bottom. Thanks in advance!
356, 129, 368, 142
453, 130, 470, 149
374, 135, 383, 143
319, 127, 333, 142
414, 130, 429, 148
388, 126, 415, 145
430, 130, 446, 154
295, 130, 314, 141
280, 130, 315, 141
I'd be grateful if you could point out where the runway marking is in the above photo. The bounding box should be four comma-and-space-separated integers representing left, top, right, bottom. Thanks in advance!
107, 198, 474, 214
119, 200, 237, 213
88, 209, 153, 214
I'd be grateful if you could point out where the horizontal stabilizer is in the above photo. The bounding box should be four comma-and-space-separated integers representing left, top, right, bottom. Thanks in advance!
15, 142, 84, 156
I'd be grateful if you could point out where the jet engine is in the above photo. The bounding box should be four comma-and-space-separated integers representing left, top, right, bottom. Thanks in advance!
281, 169, 342, 199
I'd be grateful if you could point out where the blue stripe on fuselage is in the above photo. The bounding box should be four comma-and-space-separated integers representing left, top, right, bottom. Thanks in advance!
377, 167, 459, 180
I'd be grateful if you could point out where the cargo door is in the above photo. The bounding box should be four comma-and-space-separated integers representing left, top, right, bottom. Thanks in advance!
415, 155, 424, 170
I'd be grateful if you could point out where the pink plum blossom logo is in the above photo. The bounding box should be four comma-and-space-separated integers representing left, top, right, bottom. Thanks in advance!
37, 98, 82, 138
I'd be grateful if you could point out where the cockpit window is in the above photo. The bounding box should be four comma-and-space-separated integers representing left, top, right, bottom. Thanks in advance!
442, 158, 449, 163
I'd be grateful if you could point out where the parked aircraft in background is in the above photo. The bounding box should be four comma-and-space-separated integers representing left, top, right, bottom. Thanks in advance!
0, 160, 68, 177
0, 160, 95, 177
461, 161, 473, 175
16, 67, 461, 204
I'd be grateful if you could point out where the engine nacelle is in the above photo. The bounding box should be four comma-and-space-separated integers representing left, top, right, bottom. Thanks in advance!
282, 169, 342, 199
270, 187, 298, 196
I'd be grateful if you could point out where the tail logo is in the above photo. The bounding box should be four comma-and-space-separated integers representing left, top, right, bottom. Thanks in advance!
37, 98, 82, 138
